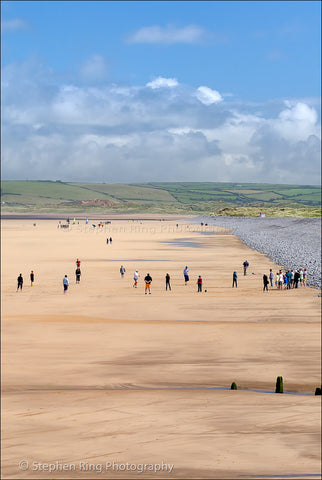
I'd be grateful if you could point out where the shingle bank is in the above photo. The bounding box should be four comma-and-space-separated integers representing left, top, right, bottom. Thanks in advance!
187, 216, 321, 289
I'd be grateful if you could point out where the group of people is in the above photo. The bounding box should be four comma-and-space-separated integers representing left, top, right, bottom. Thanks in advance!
273, 268, 307, 290
16, 270, 34, 291
16, 257, 308, 296
263, 268, 307, 292
129, 267, 204, 294
63, 258, 82, 293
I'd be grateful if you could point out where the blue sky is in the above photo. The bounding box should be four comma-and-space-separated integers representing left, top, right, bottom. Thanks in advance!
1, 0, 321, 184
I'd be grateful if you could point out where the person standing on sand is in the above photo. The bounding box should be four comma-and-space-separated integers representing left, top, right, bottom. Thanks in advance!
278, 270, 283, 290
294, 270, 300, 289
197, 275, 203, 292
299, 268, 304, 287
75, 267, 81, 284
76, 258, 81, 268
133, 270, 139, 288
263, 274, 269, 292
303, 268, 307, 287
63, 275, 69, 294
17, 273, 23, 292
243, 260, 249, 276
109, 237, 113, 244
269, 269, 274, 288
165, 273, 171, 291
30, 270, 35, 286
286, 270, 292, 289
120, 265, 126, 278
290, 270, 295, 288
144, 273, 152, 294
232, 271, 238, 288
106, 237, 109, 244
183, 266, 189, 285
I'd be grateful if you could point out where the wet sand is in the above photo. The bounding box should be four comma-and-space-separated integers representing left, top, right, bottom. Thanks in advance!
1, 219, 321, 479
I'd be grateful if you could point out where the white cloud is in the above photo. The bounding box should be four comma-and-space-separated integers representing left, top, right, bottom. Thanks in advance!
79, 54, 109, 83
1, 18, 28, 31
271, 101, 319, 142
1, 59, 321, 185
127, 24, 209, 44
196, 86, 223, 105
146, 77, 179, 89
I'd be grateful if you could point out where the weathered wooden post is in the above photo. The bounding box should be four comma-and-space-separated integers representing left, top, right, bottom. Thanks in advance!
275, 376, 283, 393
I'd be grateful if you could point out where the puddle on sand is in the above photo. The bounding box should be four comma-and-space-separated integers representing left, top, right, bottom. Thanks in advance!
161, 238, 212, 249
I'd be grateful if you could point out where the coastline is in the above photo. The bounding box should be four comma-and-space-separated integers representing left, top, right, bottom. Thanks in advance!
186, 215, 322, 289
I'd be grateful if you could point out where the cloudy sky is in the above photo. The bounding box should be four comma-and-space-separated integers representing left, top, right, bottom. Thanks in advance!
1, 0, 321, 185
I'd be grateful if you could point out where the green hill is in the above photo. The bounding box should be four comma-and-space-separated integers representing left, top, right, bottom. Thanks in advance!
1, 180, 321, 216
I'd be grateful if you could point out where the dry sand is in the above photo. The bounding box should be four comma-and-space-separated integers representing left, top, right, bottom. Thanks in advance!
1, 219, 321, 479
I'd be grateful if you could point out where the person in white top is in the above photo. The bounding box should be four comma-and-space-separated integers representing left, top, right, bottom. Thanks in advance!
278, 271, 283, 290
183, 266, 189, 285
133, 270, 139, 288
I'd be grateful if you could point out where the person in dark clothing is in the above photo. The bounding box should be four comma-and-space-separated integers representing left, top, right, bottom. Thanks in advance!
106, 238, 109, 244
75, 267, 81, 284
294, 270, 300, 288
243, 260, 249, 276
144, 273, 152, 294
263, 274, 269, 292
197, 275, 202, 292
120, 265, 126, 277
165, 273, 171, 291
17, 273, 23, 291
30, 270, 35, 286
109, 237, 113, 244
232, 271, 238, 288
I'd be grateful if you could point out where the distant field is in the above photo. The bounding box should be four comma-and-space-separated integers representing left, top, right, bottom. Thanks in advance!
1, 181, 321, 216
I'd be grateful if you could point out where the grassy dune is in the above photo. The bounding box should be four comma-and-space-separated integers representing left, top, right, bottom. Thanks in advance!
1, 180, 321, 216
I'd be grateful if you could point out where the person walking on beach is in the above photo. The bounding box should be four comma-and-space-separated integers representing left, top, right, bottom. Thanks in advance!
263, 274, 269, 292
243, 260, 249, 276
183, 266, 190, 285
133, 270, 139, 288
197, 275, 203, 292
75, 267, 81, 284
165, 273, 171, 291
76, 258, 81, 268
109, 237, 113, 244
106, 237, 109, 244
120, 265, 126, 278
269, 269, 274, 288
232, 271, 238, 288
17, 273, 23, 292
63, 275, 69, 294
290, 270, 295, 288
30, 270, 35, 287
144, 273, 152, 294
303, 268, 307, 287
275, 272, 279, 289
283, 273, 288, 290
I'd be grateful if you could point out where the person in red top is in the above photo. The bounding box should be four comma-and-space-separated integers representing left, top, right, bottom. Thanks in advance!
197, 275, 202, 292
76, 258, 81, 268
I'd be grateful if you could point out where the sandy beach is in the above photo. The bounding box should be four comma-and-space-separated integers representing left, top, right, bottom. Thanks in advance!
1, 218, 321, 479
